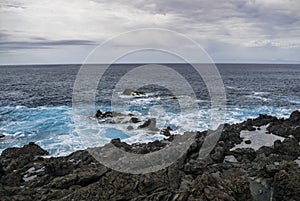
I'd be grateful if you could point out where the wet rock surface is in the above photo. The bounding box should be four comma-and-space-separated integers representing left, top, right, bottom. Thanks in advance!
1, 111, 300, 201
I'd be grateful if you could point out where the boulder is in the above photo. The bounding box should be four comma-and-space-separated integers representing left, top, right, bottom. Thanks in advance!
289, 110, 300, 122
1, 142, 48, 158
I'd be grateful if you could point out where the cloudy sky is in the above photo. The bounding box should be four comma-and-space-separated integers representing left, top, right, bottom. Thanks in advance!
0, 0, 299, 64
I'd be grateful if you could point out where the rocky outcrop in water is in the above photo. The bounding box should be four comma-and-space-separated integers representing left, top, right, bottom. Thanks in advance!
123, 89, 146, 96
1, 111, 300, 201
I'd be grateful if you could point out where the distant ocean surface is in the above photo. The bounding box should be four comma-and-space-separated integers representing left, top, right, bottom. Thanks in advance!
0, 64, 300, 156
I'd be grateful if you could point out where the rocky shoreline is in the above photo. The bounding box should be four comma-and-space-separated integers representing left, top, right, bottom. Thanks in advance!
1, 111, 300, 201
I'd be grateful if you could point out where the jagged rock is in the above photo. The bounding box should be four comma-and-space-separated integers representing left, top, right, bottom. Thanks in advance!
210, 141, 226, 162
110, 138, 132, 152
289, 110, 300, 122
267, 110, 300, 141
44, 158, 75, 177
1, 142, 48, 159
231, 148, 256, 162
219, 124, 243, 148
252, 114, 278, 127
189, 172, 252, 201
95, 109, 102, 118
273, 162, 300, 201
94, 110, 115, 119
273, 137, 300, 158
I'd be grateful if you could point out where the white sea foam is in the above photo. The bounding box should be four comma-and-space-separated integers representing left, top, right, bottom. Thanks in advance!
123, 133, 166, 145
289, 99, 300, 104
253, 92, 270, 96
246, 95, 271, 102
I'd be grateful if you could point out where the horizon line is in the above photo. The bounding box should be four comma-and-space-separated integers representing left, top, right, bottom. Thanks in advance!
1, 62, 300, 66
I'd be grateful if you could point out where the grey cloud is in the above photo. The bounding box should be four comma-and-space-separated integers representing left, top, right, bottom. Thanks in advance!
0, 33, 11, 40
3, 4, 26, 9
0, 0, 26, 9
93, 0, 299, 42
0, 0, 299, 63
30, 36, 48, 41
0, 40, 97, 51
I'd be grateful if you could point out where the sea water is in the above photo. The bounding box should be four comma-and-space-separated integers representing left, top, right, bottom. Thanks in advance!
0, 64, 299, 156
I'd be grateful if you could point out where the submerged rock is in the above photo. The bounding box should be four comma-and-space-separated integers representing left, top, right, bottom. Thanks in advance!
130, 117, 140, 123
138, 118, 159, 131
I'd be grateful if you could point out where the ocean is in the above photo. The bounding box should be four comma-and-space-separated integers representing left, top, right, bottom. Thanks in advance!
0, 64, 300, 156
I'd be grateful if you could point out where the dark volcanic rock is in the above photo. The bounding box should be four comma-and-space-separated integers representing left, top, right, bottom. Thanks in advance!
240, 114, 277, 130
130, 117, 140, 123
210, 141, 226, 163
289, 110, 300, 122
267, 110, 300, 141
0, 142, 49, 187
273, 162, 300, 201
231, 148, 257, 162
273, 137, 300, 159
138, 119, 152, 128
252, 114, 278, 127
160, 126, 173, 136
94, 110, 116, 119
1, 142, 48, 158
95, 109, 102, 118
1, 111, 300, 201
138, 118, 159, 131
110, 138, 132, 152
219, 123, 243, 149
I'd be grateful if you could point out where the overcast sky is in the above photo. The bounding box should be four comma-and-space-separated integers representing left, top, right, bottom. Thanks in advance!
0, 0, 300, 64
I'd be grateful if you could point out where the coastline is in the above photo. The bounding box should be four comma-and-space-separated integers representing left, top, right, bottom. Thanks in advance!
1, 111, 300, 201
